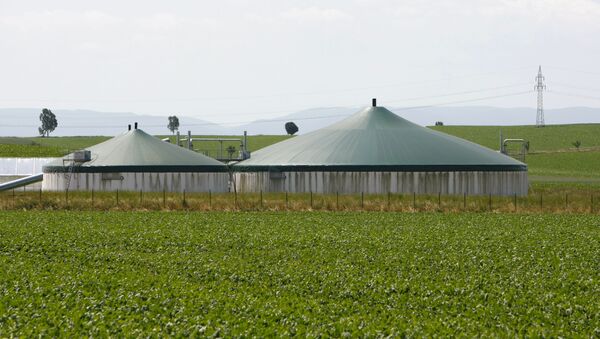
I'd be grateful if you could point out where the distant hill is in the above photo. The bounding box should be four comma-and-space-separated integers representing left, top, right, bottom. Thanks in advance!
2, 106, 600, 136
0, 108, 233, 137
230, 106, 600, 135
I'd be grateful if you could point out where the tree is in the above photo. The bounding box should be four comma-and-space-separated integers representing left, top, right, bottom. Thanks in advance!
285, 122, 298, 135
435, 121, 444, 126
38, 108, 58, 137
168, 116, 180, 134
572, 140, 581, 150
226, 145, 237, 159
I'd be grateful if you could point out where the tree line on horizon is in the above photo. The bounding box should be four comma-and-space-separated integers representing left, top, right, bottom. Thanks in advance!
35, 109, 300, 137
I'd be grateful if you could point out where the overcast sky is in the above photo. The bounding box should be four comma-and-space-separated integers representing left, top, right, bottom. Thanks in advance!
1, 0, 600, 124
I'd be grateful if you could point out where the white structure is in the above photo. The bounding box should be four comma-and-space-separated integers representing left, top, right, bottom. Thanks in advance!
0, 158, 58, 176
42, 127, 229, 192
234, 101, 528, 196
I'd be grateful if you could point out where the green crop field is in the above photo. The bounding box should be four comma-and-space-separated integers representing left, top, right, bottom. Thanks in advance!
0, 211, 598, 337
527, 151, 600, 178
0, 135, 290, 158
432, 124, 600, 181
0, 136, 110, 157
160, 134, 291, 159
431, 124, 600, 152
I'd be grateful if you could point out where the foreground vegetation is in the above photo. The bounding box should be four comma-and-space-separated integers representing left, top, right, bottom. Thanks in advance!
2, 188, 600, 214
0, 211, 598, 336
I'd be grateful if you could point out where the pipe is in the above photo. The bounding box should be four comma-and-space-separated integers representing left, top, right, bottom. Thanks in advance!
372, 98, 376, 107
134, 122, 138, 129
0, 173, 43, 192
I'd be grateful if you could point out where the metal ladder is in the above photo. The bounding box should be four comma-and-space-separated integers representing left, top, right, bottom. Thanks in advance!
63, 160, 76, 190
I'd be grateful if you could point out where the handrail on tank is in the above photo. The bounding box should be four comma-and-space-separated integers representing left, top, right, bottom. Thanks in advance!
501, 138, 528, 154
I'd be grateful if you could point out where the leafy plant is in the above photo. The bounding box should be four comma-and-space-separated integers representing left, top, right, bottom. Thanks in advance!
0, 211, 598, 336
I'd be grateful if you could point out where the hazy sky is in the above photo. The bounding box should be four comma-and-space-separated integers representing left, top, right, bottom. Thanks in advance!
1, 0, 600, 124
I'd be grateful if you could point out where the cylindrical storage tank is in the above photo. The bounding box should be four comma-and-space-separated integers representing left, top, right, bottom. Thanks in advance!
233, 104, 528, 196
42, 128, 230, 192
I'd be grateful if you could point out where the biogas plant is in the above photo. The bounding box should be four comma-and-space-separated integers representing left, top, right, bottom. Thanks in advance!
1, 101, 528, 196
233, 99, 527, 196
42, 123, 229, 192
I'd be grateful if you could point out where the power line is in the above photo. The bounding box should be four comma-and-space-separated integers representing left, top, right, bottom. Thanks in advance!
384, 83, 529, 104
545, 65, 600, 77
552, 91, 600, 102
394, 91, 532, 111
553, 83, 600, 93
0, 66, 533, 104
0, 91, 532, 129
193, 83, 531, 121
0, 82, 531, 124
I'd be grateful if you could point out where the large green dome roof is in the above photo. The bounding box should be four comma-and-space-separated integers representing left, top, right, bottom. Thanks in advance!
234, 106, 526, 172
44, 129, 228, 173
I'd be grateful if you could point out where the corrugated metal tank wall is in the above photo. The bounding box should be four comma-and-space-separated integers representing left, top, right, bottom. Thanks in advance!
43, 172, 230, 192
234, 171, 528, 196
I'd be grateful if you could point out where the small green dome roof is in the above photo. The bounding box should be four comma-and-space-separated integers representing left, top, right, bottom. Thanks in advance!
234, 106, 526, 172
43, 129, 228, 173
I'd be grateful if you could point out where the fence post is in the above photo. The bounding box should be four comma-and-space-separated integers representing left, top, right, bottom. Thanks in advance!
183, 189, 186, 206
91, 189, 94, 204
116, 189, 119, 205
310, 191, 313, 209
361, 192, 364, 209
514, 193, 517, 212
285, 191, 288, 209
387, 191, 390, 209
488, 193, 492, 211
66, 189, 69, 204
209, 190, 212, 209
336, 191, 339, 210
140, 189, 143, 204
163, 189, 166, 207
260, 190, 263, 209
565, 193, 569, 210
540, 193, 543, 211
438, 192, 441, 209
39, 188, 42, 203
463, 192, 467, 209
234, 190, 237, 209
413, 192, 416, 210
591, 194, 594, 213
